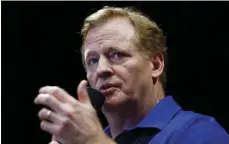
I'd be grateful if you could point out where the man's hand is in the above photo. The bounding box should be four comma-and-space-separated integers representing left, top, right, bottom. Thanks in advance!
34, 80, 114, 144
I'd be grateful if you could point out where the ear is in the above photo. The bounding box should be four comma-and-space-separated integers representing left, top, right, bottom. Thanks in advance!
150, 52, 164, 78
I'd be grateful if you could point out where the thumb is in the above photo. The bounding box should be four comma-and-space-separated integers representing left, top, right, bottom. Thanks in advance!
77, 80, 91, 105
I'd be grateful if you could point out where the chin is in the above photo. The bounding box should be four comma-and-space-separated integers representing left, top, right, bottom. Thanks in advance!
103, 91, 128, 110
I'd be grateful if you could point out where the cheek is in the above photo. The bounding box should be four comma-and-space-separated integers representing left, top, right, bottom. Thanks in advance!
115, 63, 140, 88
119, 60, 151, 88
86, 72, 96, 87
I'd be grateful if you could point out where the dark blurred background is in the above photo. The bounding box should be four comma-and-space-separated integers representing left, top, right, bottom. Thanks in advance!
2, 1, 229, 144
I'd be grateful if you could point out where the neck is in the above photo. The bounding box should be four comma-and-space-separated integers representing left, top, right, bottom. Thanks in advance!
103, 82, 165, 139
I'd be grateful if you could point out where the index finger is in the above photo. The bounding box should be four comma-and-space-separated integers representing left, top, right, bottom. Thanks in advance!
34, 93, 63, 113
39, 86, 76, 104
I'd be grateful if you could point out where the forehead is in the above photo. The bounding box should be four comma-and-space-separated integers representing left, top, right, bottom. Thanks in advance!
84, 17, 137, 51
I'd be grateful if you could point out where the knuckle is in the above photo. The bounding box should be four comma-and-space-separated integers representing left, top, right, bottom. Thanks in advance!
38, 109, 44, 118
65, 108, 74, 119
52, 86, 60, 95
55, 127, 62, 137
39, 86, 46, 93
62, 118, 70, 127
43, 94, 51, 104
40, 121, 46, 130
55, 124, 64, 137
63, 104, 75, 118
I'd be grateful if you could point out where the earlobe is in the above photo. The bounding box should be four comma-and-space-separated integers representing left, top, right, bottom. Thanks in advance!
151, 52, 164, 78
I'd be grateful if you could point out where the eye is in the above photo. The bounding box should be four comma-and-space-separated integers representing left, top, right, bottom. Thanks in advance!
87, 57, 99, 66
110, 52, 125, 60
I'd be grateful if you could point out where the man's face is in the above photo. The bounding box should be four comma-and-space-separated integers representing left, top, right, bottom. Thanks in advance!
83, 18, 155, 109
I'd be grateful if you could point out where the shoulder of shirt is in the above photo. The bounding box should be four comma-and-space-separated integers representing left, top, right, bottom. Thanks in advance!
169, 110, 229, 144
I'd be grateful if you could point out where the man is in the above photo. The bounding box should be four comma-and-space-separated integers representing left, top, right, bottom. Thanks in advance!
34, 6, 229, 144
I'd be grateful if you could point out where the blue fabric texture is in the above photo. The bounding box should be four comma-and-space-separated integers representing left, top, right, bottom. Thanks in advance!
104, 96, 229, 144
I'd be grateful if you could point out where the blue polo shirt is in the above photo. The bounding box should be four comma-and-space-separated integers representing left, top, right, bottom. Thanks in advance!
104, 96, 229, 144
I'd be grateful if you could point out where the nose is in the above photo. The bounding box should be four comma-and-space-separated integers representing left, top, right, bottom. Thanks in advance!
96, 56, 113, 80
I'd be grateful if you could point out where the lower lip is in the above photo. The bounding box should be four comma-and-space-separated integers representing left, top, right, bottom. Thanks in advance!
100, 87, 116, 96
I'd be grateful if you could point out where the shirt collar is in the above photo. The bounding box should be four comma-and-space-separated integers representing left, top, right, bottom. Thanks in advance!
104, 96, 182, 136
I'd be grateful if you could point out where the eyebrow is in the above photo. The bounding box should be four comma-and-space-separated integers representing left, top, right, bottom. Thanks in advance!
105, 46, 126, 53
84, 46, 127, 60
84, 50, 97, 60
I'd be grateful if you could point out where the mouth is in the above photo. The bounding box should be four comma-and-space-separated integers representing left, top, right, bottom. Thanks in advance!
100, 87, 117, 96
99, 84, 118, 96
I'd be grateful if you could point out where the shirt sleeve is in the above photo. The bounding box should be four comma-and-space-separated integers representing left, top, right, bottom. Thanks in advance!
170, 116, 229, 144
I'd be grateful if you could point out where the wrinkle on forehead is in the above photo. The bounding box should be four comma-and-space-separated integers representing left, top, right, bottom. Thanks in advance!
84, 17, 137, 50
85, 31, 124, 48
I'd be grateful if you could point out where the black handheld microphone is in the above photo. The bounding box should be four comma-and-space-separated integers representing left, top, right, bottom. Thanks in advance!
86, 87, 105, 112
